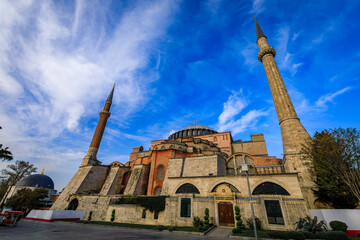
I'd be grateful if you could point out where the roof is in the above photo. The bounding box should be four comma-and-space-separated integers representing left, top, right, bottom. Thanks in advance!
180, 124, 215, 131
169, 124, 218, 139
16, 174, 54, 189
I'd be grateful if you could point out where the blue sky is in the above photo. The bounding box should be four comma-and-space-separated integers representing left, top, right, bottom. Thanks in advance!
1, 0, 359, 191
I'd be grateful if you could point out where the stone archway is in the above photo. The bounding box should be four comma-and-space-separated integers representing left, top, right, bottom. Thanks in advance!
67, 198, 79, 210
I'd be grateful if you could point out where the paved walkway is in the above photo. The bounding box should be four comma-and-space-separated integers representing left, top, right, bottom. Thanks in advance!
0, 220, 236, 240
207, 226, 233, 238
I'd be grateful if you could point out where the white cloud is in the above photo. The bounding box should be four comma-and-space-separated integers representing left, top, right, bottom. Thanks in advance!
0, 0, 177, 190
217, 90, 267, 135
315, 87, 351, 109
250, 0, 265, 15
218, 109, 268, 135
218, 90, 248, 125
275, 27, 302, 77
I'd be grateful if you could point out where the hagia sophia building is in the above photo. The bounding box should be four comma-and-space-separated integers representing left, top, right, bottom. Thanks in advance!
49, 18, 316, 230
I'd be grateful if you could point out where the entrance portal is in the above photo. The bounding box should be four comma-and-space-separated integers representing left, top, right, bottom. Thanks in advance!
218, 202, 235, 227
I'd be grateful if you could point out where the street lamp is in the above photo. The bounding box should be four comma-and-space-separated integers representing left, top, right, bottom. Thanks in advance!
242, 164, 258, 240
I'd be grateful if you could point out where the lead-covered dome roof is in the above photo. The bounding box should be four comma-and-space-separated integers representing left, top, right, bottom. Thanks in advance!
16, 174, 54, 189
169, 124, 217, 139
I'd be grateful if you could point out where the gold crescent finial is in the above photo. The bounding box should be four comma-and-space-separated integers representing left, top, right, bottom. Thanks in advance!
40, 169, 44, 175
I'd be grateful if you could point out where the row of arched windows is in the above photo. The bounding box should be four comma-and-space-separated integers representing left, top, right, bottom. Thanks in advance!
174, 181, 290, 195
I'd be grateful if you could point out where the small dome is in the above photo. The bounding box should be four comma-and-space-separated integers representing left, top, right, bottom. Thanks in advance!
169, 124, 217, 139
16, 174, 54, 189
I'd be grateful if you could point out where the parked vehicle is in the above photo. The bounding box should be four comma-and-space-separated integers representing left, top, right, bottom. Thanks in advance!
0, 210, 22, 227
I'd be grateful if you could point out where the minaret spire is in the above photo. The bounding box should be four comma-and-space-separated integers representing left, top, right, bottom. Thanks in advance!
81, 85, 115, 166
254, 17, 266, 41
254, 18, 315, 208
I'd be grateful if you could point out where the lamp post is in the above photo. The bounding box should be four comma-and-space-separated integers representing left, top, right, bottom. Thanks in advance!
242, 164, 258, 240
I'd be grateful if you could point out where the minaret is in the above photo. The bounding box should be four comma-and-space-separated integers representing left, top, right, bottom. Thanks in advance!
254, 18, 315, 208
81, 84, 115, 166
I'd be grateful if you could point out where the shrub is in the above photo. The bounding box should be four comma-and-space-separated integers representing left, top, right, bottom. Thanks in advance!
111, 209, 115, 222
295, 216, 328, 233
323, 231, 350, 240
168, 226, 176, 232
192, 216, 203, 228
113, 196, 166, 213
203, 208, 210, 230
329, 220, 348, 232
232, 205, 245, 234
87, 211, 92, 222
246, 216, 262, 230
155, 225, 166, 231
268, 231, 305, 240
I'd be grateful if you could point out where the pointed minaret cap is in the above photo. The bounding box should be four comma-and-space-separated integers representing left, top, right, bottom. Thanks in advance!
106, 83, 115, 103
254, 17, 266, 41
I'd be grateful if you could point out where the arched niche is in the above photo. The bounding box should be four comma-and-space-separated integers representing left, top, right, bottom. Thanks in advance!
175, 183, 200, 194
252, 182, 290, 195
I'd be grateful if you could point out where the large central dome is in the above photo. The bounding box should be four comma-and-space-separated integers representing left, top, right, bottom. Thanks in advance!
169, 124, 217, 139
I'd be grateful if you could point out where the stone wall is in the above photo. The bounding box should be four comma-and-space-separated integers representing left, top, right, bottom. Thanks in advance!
51, 165, 109, 210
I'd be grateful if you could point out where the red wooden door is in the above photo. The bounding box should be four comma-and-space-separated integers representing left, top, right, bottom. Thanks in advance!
218, 202, 235, 226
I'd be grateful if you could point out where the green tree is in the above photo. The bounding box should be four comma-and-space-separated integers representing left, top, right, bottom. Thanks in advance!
302, 128, 360, 206
0, 161, 37, 202
8, 188, 48, 214
0, 126, 13, 161
1, 160, 37, 187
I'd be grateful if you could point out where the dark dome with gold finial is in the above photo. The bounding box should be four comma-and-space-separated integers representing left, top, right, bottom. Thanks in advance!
16, 171, 54, 190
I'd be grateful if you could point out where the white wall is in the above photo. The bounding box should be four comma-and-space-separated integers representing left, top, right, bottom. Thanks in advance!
310, 209, 360, 230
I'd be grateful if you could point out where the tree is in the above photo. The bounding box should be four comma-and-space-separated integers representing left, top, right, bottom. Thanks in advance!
302, 128, 360, 206
8, 188, 48, 214
0, 161, 37, 202
1, 160, 37, 187
0, 126, 13, 161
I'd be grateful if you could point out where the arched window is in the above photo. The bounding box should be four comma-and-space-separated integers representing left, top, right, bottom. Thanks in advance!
211, 182, 240, 193
213, 136, 217, 142
226, 154, 254, 175
156, 165, 165, 181
161, 146, 165, 150
252, 182, 290, 195
176, 183, 200, 194
67, 198, 79, 210
154, 186, 162, 196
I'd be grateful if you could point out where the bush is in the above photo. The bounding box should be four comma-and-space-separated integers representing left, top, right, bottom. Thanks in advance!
155, 225, 166, 231
268, 231, 305, 240
111, 209, 115, 222
233, 205, 245, 234
246, 216, 261, 230
323, 231, 350, 240
168, 226, 176, 232
192, 216, 203, 228
329, 220, 348, 232
113, 196, 166, 213
202, 208, 210, 230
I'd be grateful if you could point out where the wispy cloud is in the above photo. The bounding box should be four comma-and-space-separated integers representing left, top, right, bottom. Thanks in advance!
315, 87, 351, 109
217, 90, 268, 135
0, 0, 177, 189
250, 0, 265, 15
218, 89, 248, 125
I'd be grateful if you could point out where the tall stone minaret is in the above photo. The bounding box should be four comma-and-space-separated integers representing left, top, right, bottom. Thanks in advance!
81, 84, 115, 166
254, 18, 315, 208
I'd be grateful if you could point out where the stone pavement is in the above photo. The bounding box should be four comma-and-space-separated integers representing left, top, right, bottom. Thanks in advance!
0, 220, 237, 240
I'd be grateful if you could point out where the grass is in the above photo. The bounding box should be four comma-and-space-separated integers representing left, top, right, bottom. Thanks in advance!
233, 229, 271, 238
68, 220, 202, 232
